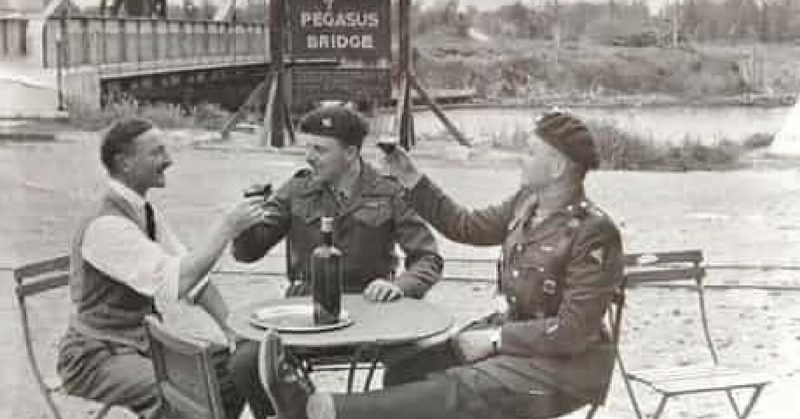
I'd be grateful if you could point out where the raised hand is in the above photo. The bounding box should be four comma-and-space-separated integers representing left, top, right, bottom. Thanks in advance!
223, 197, 267, 236
381, 146, 423, 189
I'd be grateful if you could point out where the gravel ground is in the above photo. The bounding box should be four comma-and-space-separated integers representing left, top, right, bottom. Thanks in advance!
2, 131, 799, 418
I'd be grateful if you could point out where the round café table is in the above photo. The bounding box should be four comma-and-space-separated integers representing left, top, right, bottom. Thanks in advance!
228, 294, 454, 392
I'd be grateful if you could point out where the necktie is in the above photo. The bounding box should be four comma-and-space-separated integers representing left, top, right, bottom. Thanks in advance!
144, 202, 156, 241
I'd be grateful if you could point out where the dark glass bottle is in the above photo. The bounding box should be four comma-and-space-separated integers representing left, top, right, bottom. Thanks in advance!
309, 216, 343, 325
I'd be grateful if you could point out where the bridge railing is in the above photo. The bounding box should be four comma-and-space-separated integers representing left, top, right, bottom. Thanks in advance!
41, 16, 268, 75
0, 17, 27, 58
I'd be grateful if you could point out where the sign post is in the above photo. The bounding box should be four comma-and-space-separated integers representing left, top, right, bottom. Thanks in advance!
395, 0, 469, 149
262, 0, 290, 147
223, 0, 469, 150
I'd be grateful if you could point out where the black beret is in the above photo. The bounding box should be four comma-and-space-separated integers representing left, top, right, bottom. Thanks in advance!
298, 105, 369, 149
535, 111, 599, 170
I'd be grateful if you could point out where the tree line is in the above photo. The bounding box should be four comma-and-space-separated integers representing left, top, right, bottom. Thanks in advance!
413, 0, 800, 45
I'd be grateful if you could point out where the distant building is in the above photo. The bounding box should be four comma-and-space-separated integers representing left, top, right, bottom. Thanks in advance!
0, 0, 49, 14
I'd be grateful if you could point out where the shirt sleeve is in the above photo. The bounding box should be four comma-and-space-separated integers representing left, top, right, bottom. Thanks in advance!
82, 215, 181, 301
156, 211, 209, 303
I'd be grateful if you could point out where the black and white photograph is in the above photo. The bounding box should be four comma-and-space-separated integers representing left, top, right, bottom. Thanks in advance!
1, 0, 799, 418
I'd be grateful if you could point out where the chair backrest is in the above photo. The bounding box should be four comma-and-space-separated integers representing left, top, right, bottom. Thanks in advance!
13, 255, 114, 419
144, 315, 227, 419
14, 255, 70, 300
13, 256, 71, 391
621, 249, 720, 364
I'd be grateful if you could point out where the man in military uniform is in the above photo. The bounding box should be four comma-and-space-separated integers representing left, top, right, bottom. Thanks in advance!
228, 105, 444, 419
259, 111, 624, 419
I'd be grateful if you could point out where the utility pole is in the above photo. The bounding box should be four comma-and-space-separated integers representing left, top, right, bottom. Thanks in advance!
672, 0, 679, 48
610, 0, 615, 23
553, 0, 561, 50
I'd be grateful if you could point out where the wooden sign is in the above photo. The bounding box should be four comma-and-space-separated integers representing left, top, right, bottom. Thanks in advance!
291, 67, 391, 104
286, 0, 392, 106
288, 0, 391, 62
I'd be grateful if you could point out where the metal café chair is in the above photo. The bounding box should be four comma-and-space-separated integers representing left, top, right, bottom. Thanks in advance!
618, 250, 772, 419
145, 315, 231, 419
13, 255, 112, 419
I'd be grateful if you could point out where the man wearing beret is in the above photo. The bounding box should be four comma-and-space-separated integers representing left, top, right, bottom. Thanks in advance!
228, 104, 444, 419
260, 111, 624, 419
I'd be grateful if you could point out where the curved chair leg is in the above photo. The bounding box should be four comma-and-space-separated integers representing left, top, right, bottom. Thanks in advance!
583, 403, 599, 419
652, 395, 669, 419
616, 353, 644, 419
725, 389, 742, 417
91, 404, 112, 419
739, 385, 766, 419
18, 298, 63, 419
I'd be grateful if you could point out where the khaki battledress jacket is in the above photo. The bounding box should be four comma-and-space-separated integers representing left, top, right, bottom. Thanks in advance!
232, 162, 443, 298
408, 175, 624, 403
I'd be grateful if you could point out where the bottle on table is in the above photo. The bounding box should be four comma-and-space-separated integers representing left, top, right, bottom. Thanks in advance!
309, 216, 343, 325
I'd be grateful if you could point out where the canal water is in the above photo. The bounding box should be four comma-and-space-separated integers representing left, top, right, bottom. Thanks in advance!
406, 106, 792, 145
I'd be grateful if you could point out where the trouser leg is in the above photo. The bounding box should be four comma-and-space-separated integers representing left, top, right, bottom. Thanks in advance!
331, 357, 588, 419
74, 352, 163, 419
382, 339, 460, 386
229, 340, 274, 419
332, 376, 468, 419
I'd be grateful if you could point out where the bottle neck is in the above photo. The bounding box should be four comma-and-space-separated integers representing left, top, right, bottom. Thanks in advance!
322, 231, 333, 246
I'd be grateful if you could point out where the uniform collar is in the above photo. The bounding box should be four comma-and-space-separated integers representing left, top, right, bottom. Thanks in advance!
510, 188, 589, 236
302, 158, 382, 198
537, 187, 588, 218
331, 159, 362, 202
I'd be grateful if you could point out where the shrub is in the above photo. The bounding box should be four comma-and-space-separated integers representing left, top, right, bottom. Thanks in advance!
67, 94, 230, 132
480, 119, 756, 171
742, 132, 774, 149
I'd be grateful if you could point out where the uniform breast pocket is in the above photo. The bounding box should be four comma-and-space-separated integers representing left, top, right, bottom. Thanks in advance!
514, 242, 567, 296
519, 239, 569, 274
352, 201, 392, 228
290, 199, 321, 226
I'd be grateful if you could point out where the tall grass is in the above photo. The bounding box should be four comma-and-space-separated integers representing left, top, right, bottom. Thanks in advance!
67, 94, 231, 132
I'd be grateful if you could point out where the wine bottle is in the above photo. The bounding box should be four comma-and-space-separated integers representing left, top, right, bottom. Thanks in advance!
309, 216, 343, 325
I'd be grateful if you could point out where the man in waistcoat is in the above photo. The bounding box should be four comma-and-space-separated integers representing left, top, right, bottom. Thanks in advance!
259, 111, 624, 419
228, 104, 444, 419
57, 117, 265, 419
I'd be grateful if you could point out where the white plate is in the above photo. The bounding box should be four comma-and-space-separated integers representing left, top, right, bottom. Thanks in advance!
249, 305, 352, 333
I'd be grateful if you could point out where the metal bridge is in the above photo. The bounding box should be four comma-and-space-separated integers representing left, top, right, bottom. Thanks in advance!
0, 1, 269, 116
0, 1, 476, 121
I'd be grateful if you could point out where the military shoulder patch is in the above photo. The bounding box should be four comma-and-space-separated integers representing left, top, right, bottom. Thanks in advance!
293, 168, 312, 178
588, 246, 605, 265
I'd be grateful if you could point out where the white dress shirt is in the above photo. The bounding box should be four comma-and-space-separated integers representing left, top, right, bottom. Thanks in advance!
81, 179, 209, 309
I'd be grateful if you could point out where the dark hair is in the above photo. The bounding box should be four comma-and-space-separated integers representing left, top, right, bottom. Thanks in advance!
297, 105, 369, 150
100, 117, 154, 174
